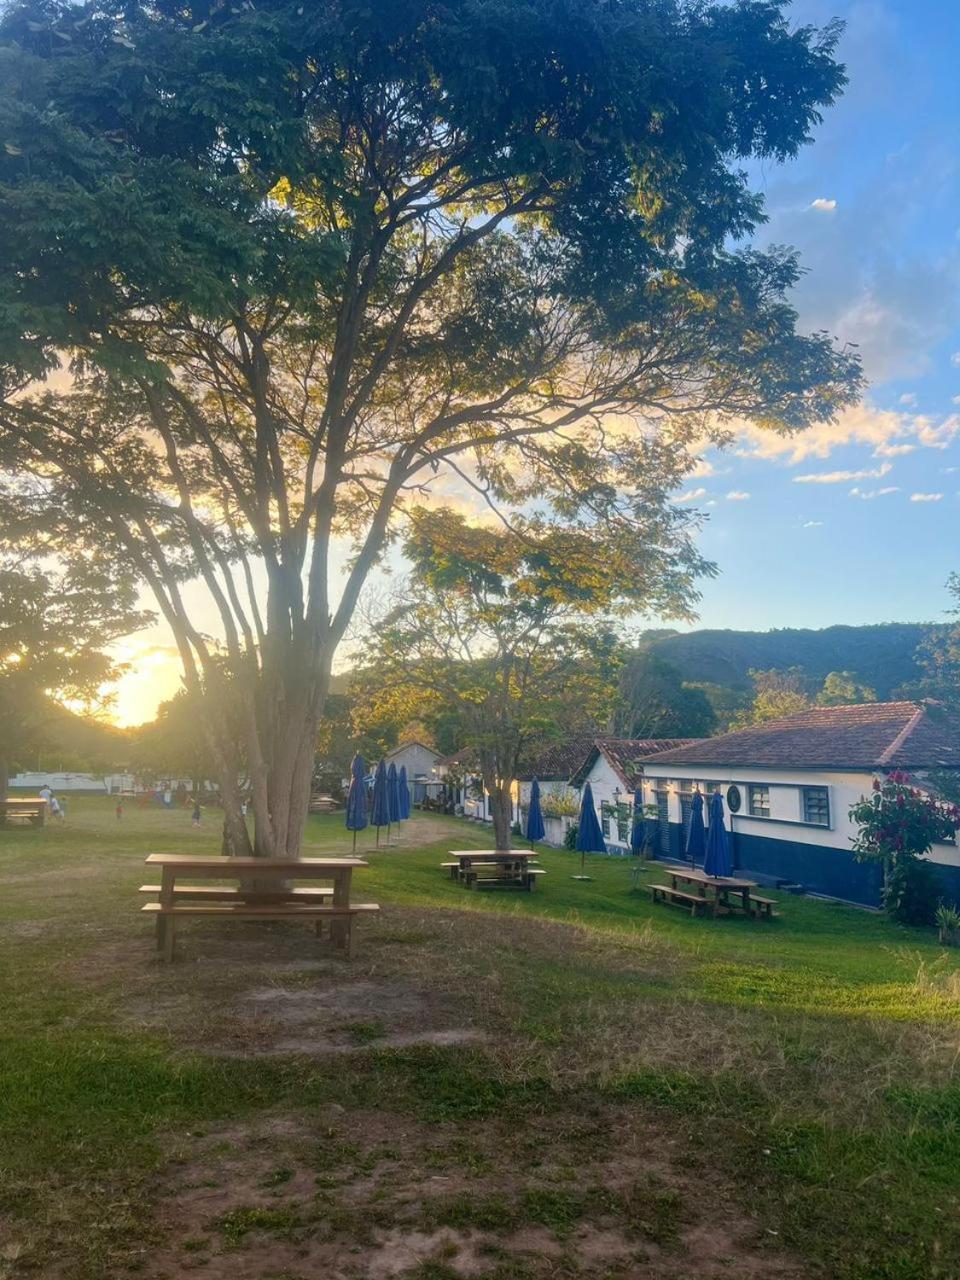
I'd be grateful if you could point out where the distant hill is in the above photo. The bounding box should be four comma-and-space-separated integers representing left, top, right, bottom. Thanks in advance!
638, 622, 942, 699
26, 699, 130, 771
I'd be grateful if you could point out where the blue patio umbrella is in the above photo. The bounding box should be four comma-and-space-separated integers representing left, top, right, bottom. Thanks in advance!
387, 761, 401, 840
345, 753, 368, 852
703, 790, 732, 878
525, 777, 546, 849
630, 787, 646, 856
371, 758, 390, 846
398, 765, 411, 820
685, 790, 707, 868
574, 780, 606, 880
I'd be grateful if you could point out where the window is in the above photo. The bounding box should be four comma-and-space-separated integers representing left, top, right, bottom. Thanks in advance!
748, 784, 770, 817
600, 801, 612, 837
802, 786, 830, 826
616, 803, 630, 843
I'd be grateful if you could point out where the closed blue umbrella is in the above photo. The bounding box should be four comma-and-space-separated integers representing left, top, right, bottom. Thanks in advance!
574, 781, 606, 880
703, 790, 732, 878
525, 778, 545, 849
630, 787, 645, 856
387, 761, 401, 839
371, 758, 390, 846
398, 765, 411, 820
345, 753, 368, 852
685, 790, 706, 868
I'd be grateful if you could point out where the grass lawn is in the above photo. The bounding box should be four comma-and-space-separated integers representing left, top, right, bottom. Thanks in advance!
2, 797, 960, 1279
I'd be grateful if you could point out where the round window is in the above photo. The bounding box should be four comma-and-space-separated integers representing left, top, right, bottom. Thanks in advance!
726, 785, 742, 813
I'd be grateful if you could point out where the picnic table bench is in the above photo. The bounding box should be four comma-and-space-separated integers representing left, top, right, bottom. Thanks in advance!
0, 797, 47, 827
141, 854, 378, 961
443, 850, 545, 891
647, 867, 779, 919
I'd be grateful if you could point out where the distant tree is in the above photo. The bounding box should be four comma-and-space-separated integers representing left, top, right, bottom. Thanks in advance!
131, 689, 220, 793
817, 671, 876, 706
357, 510, 635, 848
613, 652, 716, 739
0, 0, 862, 857
685, 681, 752, 734
736, 667, 812, 726
912, 574, 960, 708
0, 556, 147, 801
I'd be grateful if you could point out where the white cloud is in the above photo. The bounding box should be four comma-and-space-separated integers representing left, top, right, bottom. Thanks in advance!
794, 463, 892, 485
737, 404, 960, 465
849, 486, 899, 500
809, 198, 837, 212
676, 487, 708, 502
910, 492, 943, 502
951, 352, 960, 367
801, 520, 824, 528
953, 396, 960, 407
899, 393, 917, 406
874, 442, 916, 457
725, 491, 751, 501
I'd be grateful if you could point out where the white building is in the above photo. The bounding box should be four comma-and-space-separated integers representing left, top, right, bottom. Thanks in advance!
386, 740, 443, 804
569, 739, 702, 852
637, 701, 960, 907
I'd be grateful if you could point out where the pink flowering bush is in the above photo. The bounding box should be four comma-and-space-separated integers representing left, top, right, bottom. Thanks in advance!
850, 772, 960, 925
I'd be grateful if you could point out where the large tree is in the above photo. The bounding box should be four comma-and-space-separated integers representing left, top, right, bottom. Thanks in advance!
612, 650, 717, 739
0, 0, 862, 856
357, 510, 636, 848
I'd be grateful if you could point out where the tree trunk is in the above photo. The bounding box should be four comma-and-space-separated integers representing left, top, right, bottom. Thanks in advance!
489, 783, 514, 850
0, 754, 8, 807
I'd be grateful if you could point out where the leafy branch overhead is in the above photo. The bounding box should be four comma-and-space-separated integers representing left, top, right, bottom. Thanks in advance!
0, 0, 862, 855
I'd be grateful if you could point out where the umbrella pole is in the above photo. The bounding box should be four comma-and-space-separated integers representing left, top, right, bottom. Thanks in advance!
352, 829, 357, 854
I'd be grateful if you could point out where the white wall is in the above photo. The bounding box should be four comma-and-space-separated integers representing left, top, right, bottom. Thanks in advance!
583, 753, 634, 851
641, 762, 960, 872
387, 742, 441, 780
10, 771, 115, 793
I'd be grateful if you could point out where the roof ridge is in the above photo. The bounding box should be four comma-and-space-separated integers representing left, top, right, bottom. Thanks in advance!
877, 701, 927, 766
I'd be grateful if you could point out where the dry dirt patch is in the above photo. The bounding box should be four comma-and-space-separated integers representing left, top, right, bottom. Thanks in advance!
144, 1106, 805, 1280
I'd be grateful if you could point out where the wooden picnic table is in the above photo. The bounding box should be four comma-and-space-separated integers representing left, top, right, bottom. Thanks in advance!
142, 854, 377, 961
0, 797, 47, 827
666, 866, 756, 912
443, 849, 545, 891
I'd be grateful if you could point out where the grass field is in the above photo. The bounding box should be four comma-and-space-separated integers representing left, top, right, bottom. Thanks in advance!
2, 796, 960, 1279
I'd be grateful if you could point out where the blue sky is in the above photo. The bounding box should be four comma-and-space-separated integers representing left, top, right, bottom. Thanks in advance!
685, 0, 960, 631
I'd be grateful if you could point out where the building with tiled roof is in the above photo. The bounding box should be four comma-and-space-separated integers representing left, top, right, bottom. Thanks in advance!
638, 701, 960, 908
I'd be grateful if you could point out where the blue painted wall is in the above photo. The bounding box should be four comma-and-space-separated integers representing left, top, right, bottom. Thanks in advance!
654, 821, 884, 907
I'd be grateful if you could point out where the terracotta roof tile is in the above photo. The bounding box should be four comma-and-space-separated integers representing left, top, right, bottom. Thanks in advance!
570, 738, 704, 789
642, 701, 960, 771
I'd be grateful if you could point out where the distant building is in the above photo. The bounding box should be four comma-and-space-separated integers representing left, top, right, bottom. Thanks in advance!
385, 741, 443, 804
639, 701, 960, 906
9, 771, 131, 793
569, 739, 703, 852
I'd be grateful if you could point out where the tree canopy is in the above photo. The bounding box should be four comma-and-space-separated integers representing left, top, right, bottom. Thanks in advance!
0, 552, 147, 795
357, 509, 626, 846
0, 0, 862, 854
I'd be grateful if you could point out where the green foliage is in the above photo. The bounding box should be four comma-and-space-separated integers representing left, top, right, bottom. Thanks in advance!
0, 555, 147, 790
613, 651, 717, 738
638, 623, 936, 699
0, 0, 863, 852
735, 667, 812, 726
850, 773, 960, 925
818, 671, 877, 706
359, 511, 635, 843
564, 822, 579, 850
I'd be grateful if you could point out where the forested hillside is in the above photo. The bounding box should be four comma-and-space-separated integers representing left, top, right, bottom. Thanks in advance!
639, 623, 940, 699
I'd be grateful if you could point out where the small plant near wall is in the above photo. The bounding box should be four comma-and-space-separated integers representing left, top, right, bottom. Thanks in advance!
850, 772, 960, 926
936, 902, 960, 947
564, 823, 579, 851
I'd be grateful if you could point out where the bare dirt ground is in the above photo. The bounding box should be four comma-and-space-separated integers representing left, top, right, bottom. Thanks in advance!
81, 906, 811, 1280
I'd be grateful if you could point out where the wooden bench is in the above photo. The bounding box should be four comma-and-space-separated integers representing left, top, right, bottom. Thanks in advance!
647, 884, 716, 917
746, 894, 779, 919
141, 901, 380, 962
139, 884, 333, 901
464, 867, 546, 891
0, 798, 47, 827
